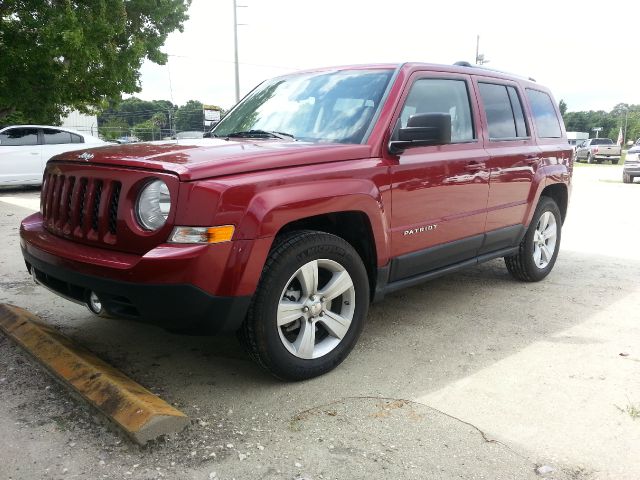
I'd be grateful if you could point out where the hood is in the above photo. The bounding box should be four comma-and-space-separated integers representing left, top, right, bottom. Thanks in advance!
50, 138, 373, 181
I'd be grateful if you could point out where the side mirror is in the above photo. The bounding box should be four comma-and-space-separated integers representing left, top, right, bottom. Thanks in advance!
389, 113, 452, 154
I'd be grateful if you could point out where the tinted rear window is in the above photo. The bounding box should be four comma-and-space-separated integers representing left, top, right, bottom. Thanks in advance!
44, 129, 73, 144
526, 89, 562, 138
590, 138, 613, 145
478, 83, 528, 140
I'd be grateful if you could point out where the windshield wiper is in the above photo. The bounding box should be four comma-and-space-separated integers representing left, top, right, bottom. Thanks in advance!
224, 129, 294, 140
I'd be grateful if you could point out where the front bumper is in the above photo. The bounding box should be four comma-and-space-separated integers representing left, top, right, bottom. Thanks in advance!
20, 213, 257, 333
623, 165, 640, 175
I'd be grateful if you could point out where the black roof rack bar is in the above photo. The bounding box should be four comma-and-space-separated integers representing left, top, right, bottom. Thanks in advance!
452, 61, 536, 82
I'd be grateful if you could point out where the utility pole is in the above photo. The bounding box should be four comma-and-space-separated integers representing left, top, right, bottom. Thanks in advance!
624, 105, 629, 145
475, 35, 489, 65
232, 1, 247, 103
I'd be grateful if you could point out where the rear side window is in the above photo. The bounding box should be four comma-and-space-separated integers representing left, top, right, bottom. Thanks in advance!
0, 127, 39, 146
526, 89, 562, 138
478, 83, 528, 140
43, 129, 73, 144
71, 133, 83, 143
399, 78, 475, 142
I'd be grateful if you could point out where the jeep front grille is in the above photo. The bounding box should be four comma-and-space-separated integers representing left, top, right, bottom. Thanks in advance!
42, 173, 121, 244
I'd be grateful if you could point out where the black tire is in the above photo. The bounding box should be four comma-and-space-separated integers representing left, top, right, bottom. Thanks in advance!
612, 159, 619, 165
623, 173, 632, 184
239, 231, 369, 381
505, 196, 562, 282
586, 153, 593, 164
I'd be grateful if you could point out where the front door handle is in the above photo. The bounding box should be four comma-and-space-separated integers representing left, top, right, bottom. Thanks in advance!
524, 154, 539, 164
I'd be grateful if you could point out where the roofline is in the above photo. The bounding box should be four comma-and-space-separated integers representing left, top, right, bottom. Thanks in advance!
270, 61, 539, 86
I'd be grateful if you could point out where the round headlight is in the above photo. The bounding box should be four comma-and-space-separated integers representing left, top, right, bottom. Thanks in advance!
136, 179, 171, 231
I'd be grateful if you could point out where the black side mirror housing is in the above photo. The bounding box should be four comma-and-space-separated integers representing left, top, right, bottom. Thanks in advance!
389, 113, 452, 155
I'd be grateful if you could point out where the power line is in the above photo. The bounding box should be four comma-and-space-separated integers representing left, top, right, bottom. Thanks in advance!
166, 53, 298, 71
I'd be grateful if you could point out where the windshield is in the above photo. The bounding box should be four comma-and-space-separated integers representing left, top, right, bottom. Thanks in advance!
212, 69, 394, 144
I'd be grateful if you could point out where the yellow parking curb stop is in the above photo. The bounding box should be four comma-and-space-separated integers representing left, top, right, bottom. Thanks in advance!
0, 303, 189, 445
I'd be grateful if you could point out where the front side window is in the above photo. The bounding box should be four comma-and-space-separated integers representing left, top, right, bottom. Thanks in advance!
399, 78, 475, 143
212, 69, 394, 144
526, 89, 562, 138
479, 82, 530, 140
0, 127, 39, 146
43, 129, 72, 145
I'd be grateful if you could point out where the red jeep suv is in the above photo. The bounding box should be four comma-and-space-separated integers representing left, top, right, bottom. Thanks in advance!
20, 63, 572, 380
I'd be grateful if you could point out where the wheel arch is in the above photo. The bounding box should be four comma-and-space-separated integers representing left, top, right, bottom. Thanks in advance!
540, 183, 568, 223
274, 211, 379, 300
231, 180, 391, 299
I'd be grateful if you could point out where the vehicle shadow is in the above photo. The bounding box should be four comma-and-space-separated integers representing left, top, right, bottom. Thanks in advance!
32, 246, 638, 402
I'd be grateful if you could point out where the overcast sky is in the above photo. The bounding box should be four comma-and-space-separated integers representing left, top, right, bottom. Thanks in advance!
136, 0, 640, 112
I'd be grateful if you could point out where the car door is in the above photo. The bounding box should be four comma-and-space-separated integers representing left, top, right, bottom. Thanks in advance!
0, 127, 42, 185
474, 78, 541, 250
575, 140, 588, 160
388, 73, 490, 281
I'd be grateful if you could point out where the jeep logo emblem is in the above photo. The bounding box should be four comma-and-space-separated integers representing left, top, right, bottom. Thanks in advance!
78, 152, 94, 161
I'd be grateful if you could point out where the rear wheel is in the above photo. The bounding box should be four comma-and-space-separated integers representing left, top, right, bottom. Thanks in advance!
239, 231, 369, 380
587, 153, 593, 164
505, 196, 562, 282
623, 173, 633, 183
612, 159, 619, 165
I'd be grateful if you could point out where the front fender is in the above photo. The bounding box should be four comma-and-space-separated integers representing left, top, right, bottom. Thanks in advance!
237, 178, 391, 265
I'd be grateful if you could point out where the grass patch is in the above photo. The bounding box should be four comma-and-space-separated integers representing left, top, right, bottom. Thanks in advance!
615, 402, 640, 420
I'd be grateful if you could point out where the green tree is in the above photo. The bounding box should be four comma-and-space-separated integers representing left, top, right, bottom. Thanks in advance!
98, 117, 129, 140
0, 0, 191, 124
559, 99, 567, 117
99, 97, 174, 127
132, 119, 160, 141
174, 100, 204, 132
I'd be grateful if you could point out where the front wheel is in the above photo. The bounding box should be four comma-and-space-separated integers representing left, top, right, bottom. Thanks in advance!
612, 159, 619, 165
505, 196, 562, 282
239, 231, 369, 380
623, 173, 633, 183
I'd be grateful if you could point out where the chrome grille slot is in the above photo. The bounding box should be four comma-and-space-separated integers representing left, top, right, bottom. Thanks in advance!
41, 174, 121, 243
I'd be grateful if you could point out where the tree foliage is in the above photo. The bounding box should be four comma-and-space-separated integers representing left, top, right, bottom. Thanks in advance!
558, 99, 567, 117
174, 100, 204, 132
562, 102, 640, 144
0, 0, 191, 124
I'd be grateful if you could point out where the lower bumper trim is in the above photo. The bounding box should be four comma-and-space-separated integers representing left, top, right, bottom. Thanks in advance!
23, 248, 251, 334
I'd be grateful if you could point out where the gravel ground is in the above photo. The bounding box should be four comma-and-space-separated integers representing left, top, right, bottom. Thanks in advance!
0, 165, 638, 480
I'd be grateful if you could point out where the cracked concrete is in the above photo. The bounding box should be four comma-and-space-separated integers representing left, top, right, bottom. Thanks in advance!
0, 165, 638, 479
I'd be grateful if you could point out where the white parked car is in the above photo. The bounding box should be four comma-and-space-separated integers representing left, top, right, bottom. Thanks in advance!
0, 125, 107, 186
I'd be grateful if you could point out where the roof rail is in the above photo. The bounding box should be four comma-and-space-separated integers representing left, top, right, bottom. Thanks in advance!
452, 61, 536, 82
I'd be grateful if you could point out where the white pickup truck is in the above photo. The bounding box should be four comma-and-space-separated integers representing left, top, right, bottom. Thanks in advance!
575, 138, 621, 164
